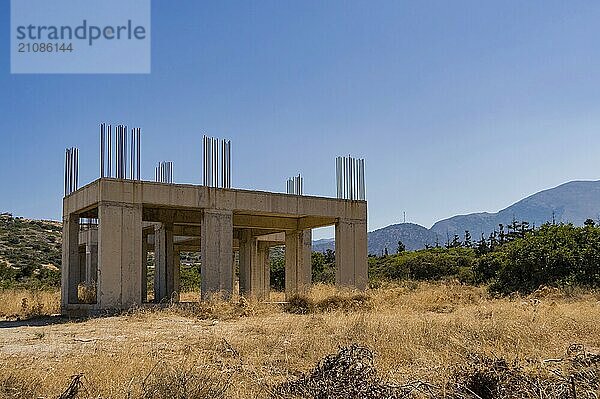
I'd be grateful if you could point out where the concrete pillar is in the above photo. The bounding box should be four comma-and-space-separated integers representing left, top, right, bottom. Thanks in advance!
85, 243, 98, 286
78, 245, 87, 284
61, 213, 80, 307
335, 219, 368, 290
154, 223, 174, 302
97, 202, 143, 310
173, 249, 181, 301
256, 242, 271, 300
233, 251, 238, 295
239, 231, 270, 300
238, 230, 253, 296
285, 229, 312, 297
201, 209, 233, 300
141, 230, 149, 302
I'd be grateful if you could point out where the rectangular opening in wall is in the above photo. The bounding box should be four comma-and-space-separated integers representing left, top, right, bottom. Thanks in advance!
77, 218, 97, 304
179, 251, 201, 302
269, 246, 285, 301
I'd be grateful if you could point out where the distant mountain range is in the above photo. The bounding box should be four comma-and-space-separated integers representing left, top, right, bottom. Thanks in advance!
313, 180, 600, 254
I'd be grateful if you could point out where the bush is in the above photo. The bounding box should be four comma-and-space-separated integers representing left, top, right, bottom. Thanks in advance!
490, 224, 600, 294
473, 252, 505, 284
369, 247, 477, 282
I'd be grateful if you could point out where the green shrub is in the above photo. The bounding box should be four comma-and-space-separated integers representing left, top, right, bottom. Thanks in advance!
370, 247, 476, 282
490, 223, 600, 294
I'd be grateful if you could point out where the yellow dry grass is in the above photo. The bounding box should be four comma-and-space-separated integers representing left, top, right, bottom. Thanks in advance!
0, 282, 598, 398
0, 288, 60, 318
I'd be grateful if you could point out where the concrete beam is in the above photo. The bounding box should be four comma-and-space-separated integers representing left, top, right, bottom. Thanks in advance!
233, 214, 299, 231
335, 219, 368, 290
143, 207, 203, 224
65, 179, 367, 222
298, 216, 336, 230
174, 244, 201, 252
233, 215, 335, 231
173, 224, 201, 236
201, 209, 233, 299
257, 232, 285, 242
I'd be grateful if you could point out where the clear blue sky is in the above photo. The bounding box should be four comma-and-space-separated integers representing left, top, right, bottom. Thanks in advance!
2, 1, 600, 239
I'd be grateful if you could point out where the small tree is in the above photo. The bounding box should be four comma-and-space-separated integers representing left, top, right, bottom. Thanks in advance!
463, 230, 472, 248
397, 240, 406, 254
451, 234, 461, 248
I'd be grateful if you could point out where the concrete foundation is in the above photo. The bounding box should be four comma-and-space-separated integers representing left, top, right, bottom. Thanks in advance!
61, 178, 367, 316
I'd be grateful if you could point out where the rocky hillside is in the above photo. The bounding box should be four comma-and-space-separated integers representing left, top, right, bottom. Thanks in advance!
366, 223, 439, 254
0, 213, 61, 287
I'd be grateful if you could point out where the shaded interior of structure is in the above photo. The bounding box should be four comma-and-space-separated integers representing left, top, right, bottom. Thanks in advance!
72, 205, 328, 304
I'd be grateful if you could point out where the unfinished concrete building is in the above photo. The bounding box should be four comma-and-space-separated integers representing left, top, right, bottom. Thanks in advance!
61, 127, 367, 316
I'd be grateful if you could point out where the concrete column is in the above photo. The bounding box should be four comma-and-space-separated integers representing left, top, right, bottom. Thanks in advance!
173, 249, 181, 301
256, 242, 271, 300
141, 230, 149, 302
85, 243, 98, 285
61, 213, 80, 307
239, 231, 270, 300
285, 229, 312, 298
201, 209, 233, 300
154, 222, 174, 302
78, 245, 87, 284
238, 230, 253, 296
97, 202, 143, 310
233, 251, 238, 295
335, 219, 368, 290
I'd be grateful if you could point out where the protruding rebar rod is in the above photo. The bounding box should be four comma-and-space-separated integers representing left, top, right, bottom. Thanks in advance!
130, 128, 134, 180
100, 123, 105, 178
74, 147, 79, 191
107, 125, 112, 178
136, 128, 141, 180
115, 126, 119, 178
64, 148, 69, 196
335, 155, 366, 200
213, 138, 217, 187
115, 126, 120, 178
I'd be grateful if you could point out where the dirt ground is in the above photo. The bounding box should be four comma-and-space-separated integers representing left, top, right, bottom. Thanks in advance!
0, 283, 599, 398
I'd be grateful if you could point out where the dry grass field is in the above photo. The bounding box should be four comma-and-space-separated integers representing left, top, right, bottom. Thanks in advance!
0, 283, 599, 398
